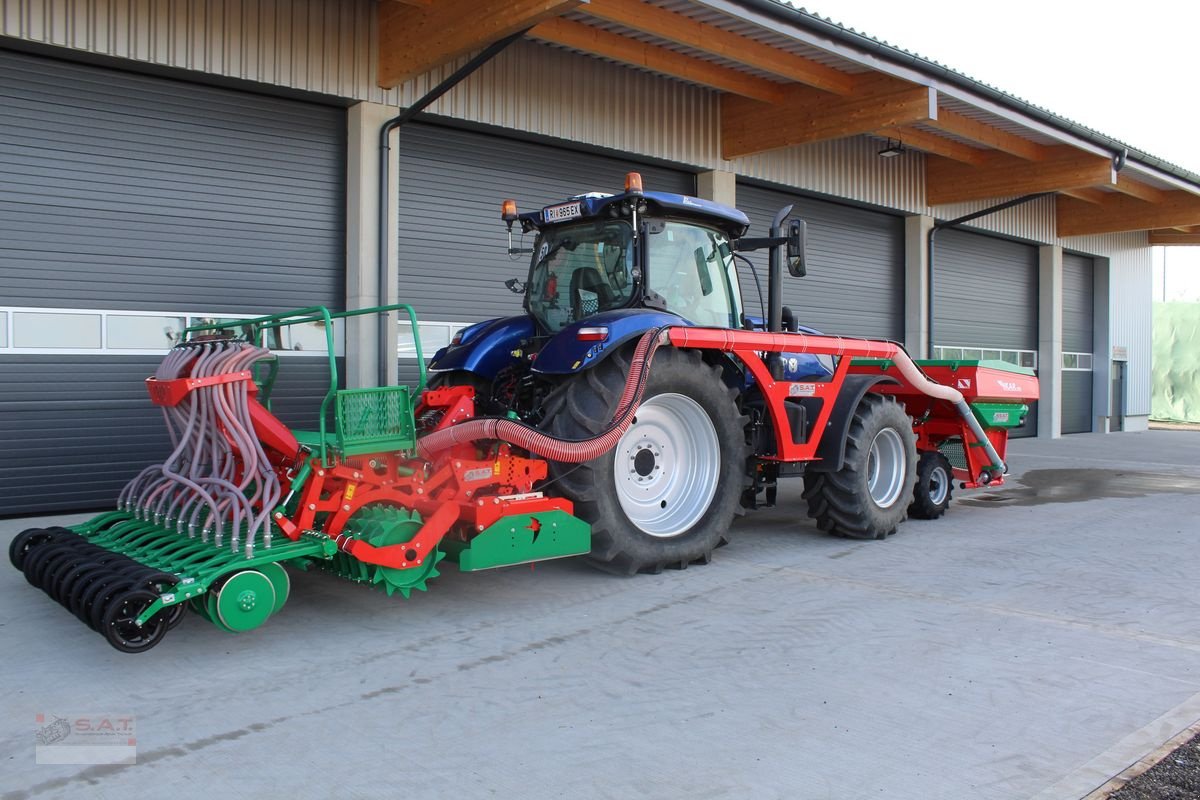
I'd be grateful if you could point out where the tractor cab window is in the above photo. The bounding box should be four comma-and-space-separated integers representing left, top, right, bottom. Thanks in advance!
527, 220, 635, 332
646, 221, 740, 328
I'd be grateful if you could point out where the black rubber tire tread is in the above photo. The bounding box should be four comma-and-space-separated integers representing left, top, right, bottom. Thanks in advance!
802, 393, 917, 540
908, 451, 954, 520
542, 347, 749, 575
101, 589, 169, 654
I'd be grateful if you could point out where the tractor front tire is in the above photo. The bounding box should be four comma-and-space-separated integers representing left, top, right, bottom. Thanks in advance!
543, 347, 748, 575
803, 393, 917, 540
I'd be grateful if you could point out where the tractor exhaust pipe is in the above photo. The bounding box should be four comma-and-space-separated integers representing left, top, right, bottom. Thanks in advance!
767, 204, 793, 380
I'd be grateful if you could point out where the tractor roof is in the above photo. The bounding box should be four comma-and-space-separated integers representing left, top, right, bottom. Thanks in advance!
520, 190, 751, 237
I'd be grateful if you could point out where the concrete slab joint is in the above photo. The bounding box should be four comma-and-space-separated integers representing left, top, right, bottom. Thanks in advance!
346, 101, 401, 389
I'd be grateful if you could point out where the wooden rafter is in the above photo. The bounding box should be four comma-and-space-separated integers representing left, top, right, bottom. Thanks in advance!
925, 108, 1048, 160
1060, 187, 1110, 204
1112, 175, 1167, 204
376, 0, 580, 89
579, 0, 856, 94
927, 147, 1115, 205
1058, 192, 1200, 236
874, 125, 988, 165
1149, 229, 1200, 245
530, 17, 787, 103
721, 82, 937, 160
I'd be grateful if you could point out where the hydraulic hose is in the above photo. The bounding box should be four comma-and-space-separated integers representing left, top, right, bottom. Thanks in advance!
417, 328, 665, 462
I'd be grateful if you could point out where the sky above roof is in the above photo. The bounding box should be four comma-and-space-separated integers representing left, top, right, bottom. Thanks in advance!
801, 0, 1200, 293
800, 0, 1200, 175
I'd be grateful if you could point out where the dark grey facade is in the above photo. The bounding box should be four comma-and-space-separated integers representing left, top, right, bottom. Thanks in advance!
1061, 253, 1095, 434
932, 228, 1039, 437
735, 182, 905, 340
0, 50, 346, 515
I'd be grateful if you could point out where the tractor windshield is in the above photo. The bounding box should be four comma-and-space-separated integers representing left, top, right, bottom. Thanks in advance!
646, 221, 740, 328
527, 220, 635, 332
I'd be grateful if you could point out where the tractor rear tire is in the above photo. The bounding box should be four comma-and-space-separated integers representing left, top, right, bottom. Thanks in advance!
908, 451, 954, 520
803, 393, 916, 540
542, 347, 748, 575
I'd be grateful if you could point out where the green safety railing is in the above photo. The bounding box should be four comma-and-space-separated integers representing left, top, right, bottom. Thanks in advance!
184, 304, 426, 464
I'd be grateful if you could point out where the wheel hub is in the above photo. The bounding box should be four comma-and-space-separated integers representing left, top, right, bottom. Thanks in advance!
613, 393, 720, 538
866, 427, 907, 509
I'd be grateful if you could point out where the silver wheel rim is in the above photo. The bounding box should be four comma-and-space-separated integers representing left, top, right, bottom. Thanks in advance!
927, 464, 949, 506
866, 428, 906, 508
613, 393, 720, 538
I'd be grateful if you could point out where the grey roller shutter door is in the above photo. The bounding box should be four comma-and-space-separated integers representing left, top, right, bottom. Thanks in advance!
1061, 253, 1095, 434
933, 228, 1039, 437
395, 123, 695, 324
0, 50, 345, 515
734, 182, 904, 340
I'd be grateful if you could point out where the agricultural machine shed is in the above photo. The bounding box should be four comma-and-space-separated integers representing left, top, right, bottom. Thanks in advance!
3, 0, 1200, 521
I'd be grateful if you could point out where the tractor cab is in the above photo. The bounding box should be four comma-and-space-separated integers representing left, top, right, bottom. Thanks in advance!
504, 173, 750, 333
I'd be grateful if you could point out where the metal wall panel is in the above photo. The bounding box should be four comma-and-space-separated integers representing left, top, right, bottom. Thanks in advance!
1060, 253, 1095, 434
0, 49, 345, 514
395, 123, 695, 324
932, 228, 1038, 437
1062, 254, 1094, 353
0, 355, 336, 515
0, 49, 345, 313
735, 182, 905, 340
1061, 371, 1093, 435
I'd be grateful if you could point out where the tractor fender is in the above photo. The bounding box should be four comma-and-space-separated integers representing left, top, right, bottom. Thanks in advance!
427, 315, 535, 381
531, 309, 688, 375
807, 375, 901, 473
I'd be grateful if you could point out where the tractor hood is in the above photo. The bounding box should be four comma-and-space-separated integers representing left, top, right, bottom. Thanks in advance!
531, 308, 688, 375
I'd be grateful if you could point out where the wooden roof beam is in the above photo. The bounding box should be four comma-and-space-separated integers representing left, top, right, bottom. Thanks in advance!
1148, 229, 1200, 245
1112, 175, 1167, 204
925, 108, 1049, 161
377, 0, 580, 89
1058, 192, 1200, 236
927, 147, 1115, 205
1061, 187, 1110, 204
580, 0, 857, 94
721, 83, 937, 160
874, 126, 988, 165
530, 18, 787, 103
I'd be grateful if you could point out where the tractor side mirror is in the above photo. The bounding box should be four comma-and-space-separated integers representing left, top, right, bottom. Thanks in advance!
786, 219, 807, 277
504, 278, 526, 294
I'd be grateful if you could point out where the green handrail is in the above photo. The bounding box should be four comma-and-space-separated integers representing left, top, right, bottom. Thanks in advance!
184, 303, 427, 464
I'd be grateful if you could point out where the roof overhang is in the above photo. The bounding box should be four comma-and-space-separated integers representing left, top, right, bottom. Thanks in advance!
374, 0, 1200, 242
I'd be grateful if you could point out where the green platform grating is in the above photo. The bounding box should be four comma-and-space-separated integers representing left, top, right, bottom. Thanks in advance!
335, 385, 416, 456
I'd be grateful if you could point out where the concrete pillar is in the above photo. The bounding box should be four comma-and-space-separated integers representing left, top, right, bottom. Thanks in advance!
1038, 245, 1063, 439
345, 101, 400, 388
697, 170, 736, 207
904, 215, 934, 358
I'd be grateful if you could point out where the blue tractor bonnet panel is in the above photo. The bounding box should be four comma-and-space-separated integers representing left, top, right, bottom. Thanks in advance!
531, 308, 689, 375
428, 315, 535, 380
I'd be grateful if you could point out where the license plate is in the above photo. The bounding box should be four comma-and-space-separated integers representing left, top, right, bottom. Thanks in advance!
543, 201, 582, 223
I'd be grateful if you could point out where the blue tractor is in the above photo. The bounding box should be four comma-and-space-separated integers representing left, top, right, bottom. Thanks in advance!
426, 173, 922, 574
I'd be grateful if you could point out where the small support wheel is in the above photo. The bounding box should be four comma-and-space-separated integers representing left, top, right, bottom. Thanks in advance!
211, 570, 276, 633
101, 589, 169, 653
908, 451, 954, 520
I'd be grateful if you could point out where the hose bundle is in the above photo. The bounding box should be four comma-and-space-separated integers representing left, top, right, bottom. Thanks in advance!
118, 339, 284, 556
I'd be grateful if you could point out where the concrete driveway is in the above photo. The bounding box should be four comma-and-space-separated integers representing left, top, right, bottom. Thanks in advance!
2, 431, 1199, 800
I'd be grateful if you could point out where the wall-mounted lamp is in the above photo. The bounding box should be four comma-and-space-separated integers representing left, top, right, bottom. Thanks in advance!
878, 138, 904, 158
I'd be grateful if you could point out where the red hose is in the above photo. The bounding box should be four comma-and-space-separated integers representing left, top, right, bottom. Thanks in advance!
417, 329, 664, 463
